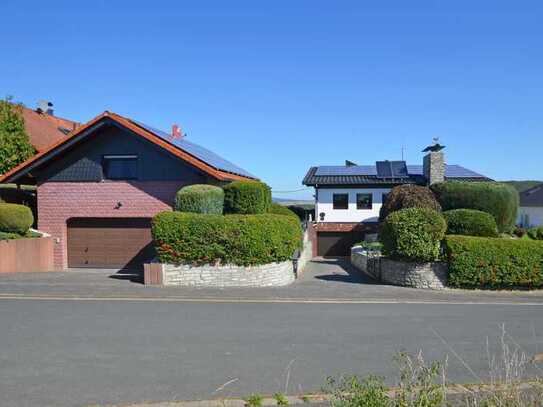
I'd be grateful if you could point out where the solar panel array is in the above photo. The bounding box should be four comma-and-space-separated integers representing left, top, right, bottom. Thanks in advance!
314, 166, 377, 176
133, 121, 255, 178
376, 161, 408, 178
314, 163, 484, 178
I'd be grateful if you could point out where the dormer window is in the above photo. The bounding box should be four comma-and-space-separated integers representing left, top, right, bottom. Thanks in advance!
103, 155, 138, 180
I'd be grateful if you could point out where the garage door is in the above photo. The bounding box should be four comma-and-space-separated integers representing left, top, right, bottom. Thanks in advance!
317, 231, 365, 257
67, 218, 155, 268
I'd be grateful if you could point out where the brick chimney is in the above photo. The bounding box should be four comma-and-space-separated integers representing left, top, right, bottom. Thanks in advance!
422, 139, 445, 185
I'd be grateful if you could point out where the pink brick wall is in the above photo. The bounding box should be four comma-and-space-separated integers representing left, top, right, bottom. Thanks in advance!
38, 181, 189, 269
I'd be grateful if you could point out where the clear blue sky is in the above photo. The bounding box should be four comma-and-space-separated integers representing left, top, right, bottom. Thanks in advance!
1, 1, 542, 199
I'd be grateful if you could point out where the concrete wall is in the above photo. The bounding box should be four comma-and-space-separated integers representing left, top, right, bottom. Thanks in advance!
351, 246, 448, 289
316, 187, 390, 223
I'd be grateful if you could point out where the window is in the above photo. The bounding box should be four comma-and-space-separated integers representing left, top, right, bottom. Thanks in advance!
356, 193, 373, 210
333, 193, 349, 210
103, 155, 138, 180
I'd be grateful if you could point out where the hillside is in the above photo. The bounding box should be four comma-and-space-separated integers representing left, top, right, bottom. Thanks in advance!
503, 180, 542, 192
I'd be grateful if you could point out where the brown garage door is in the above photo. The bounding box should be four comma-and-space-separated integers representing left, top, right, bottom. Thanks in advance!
317, 231, 365, 257
67, 218, 155, 268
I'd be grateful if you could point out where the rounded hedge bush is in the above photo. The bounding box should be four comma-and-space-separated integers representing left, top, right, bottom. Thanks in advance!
431, 181, 518, 233
223, 181, 271, 214
0, 203, 34, 235
268, 203, 299, 220
443, 209, 498, 237
380, 207, 447, 262
174, 184, 224, 214
379, 184, 441, 221
152, 211, 302, 266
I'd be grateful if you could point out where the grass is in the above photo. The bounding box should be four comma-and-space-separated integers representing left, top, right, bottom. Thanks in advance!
244, 394, 263, 407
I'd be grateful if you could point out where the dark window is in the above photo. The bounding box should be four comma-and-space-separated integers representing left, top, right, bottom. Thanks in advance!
103, 155, 138, 180
356, 193, 373, 209
382, 193, 389, 205
333, 193, 349, 210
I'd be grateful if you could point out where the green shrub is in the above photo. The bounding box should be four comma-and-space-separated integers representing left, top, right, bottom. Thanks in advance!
223, 181, 271, 214
444, 235, 543, 288
268, 203, 299, 220
431, 181, 518, 233
526, 226, 543, 240
151, 211, 302, 266
0, 230, 40, 240
174, 184, 224, 214
0, 203, 34, 234
443, 209, 498, 237
379, 184, 441, 221
380, 208, 446, 262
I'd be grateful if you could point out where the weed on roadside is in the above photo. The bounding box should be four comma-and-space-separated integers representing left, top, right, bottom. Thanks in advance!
273, 392, 289, 405
244, 393, 263, 407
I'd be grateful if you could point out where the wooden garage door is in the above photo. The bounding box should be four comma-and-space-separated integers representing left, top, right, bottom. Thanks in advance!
317, 231, 365, 257
67, 218, 155, 268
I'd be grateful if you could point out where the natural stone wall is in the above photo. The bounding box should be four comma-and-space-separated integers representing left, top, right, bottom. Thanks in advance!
161, 261, 295, 287
295, 229, 312, 275
351, 246, 448, 289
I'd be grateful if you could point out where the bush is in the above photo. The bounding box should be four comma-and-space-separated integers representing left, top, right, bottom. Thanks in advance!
444, 235, 543, 288
379, 184, 441, 221
431, 181, 518, 233
268, 203, 299, 220
174, 184, 224, 214
513, 226, 527, 238
443, 209, 498, 237
527, 226, 543, 240
380, 208, 447, 262
151, 211, 302, 266
223, 181, 272, 214
0, 203, 34, 234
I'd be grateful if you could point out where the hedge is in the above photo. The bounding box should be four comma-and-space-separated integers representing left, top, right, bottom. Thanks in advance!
527, 226, 543, 241
443, 209, 498, 237
431, 181, 518, 233
380, 207, 447, 262
151, 211, 302, 266
0, 203, 34, 235
174, 184, 224, 214
268, 203, 299, 220
223, 181, 272, 214
444, 235, 543, 288
379, 184, 441, 221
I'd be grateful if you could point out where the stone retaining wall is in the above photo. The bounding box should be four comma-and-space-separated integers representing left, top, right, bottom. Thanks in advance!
351, 246, 448, 289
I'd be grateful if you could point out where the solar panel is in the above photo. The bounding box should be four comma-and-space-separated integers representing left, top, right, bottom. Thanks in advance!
314, 164, 485, 179
314, 166, 376, 176
376, 161, 408, 178
132, 120, 255, 178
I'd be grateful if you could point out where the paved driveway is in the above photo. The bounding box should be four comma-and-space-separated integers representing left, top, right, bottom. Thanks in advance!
0, 258, 542, 304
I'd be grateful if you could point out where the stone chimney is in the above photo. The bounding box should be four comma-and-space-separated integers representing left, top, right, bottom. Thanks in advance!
422, 139, 445, 185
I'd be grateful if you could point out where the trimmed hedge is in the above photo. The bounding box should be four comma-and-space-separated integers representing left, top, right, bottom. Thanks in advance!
223, 181, 272, 214
444, 235, 543, 288
0, 203, 33, 234
379, 184, 441, 221
380, 207, 447, 262
443, 209, 498, 237
151, 211, 302, 266
431, 181, 518, 233
174, 184, 224, 214
268, 203, 299, 220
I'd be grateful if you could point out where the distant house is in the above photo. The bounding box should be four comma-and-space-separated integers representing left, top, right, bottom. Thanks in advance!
518, 183, 543, 227
302, 144, 490, 256
0, 111, 256, 270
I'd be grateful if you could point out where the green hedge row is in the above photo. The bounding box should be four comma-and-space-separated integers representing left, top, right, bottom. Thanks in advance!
443, 209, 498, 237
0, 203, 34, 235
432, 181, 518, 233
380, 207, 447, 262
224, 181, 272, 214
175, 184, 224, 214
151, 211, 302, 266
268, 203, 299, 220
444, 235, 543, 288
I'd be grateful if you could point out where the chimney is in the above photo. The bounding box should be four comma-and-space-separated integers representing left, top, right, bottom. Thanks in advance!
171, 124, 183, 139
422, 138, 445, 185
37, 100, 54, 115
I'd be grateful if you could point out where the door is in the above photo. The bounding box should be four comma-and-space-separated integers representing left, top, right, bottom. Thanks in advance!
317, 231, 365, 256
67, 218, 155, 268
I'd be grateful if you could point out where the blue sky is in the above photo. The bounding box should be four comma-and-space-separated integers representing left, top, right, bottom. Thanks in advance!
1, 1, 542, 199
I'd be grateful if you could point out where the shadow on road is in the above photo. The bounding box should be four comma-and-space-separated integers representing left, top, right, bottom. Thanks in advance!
108, 269, 143, 284
312, 257, 378, 285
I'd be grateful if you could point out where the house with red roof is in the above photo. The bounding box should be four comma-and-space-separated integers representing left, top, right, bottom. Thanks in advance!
0, 111, 256, 269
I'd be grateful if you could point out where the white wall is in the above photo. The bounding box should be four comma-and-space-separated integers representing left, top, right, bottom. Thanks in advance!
518, 206, 543, 227
315, 187, 390, 223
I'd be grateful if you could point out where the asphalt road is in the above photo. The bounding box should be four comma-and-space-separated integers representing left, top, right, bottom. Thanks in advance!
1, 299, 543, 407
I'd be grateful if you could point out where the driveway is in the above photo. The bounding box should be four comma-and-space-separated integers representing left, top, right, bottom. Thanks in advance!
0, 258, 542, 304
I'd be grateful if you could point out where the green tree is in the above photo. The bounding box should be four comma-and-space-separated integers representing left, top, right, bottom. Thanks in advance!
0, 97, 35, 175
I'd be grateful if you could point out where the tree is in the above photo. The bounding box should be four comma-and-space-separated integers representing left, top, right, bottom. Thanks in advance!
0, 97, 35, 176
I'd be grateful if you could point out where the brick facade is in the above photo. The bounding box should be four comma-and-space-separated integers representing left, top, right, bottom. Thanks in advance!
308, 222, 379, 257
38, 181, 189, 269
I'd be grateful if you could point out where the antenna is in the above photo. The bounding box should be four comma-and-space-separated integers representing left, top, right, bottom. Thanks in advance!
401, 144, 405, 161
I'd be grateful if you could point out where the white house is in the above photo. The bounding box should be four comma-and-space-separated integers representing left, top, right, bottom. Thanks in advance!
518, 183, 543, 227
302, 144, 490, 256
